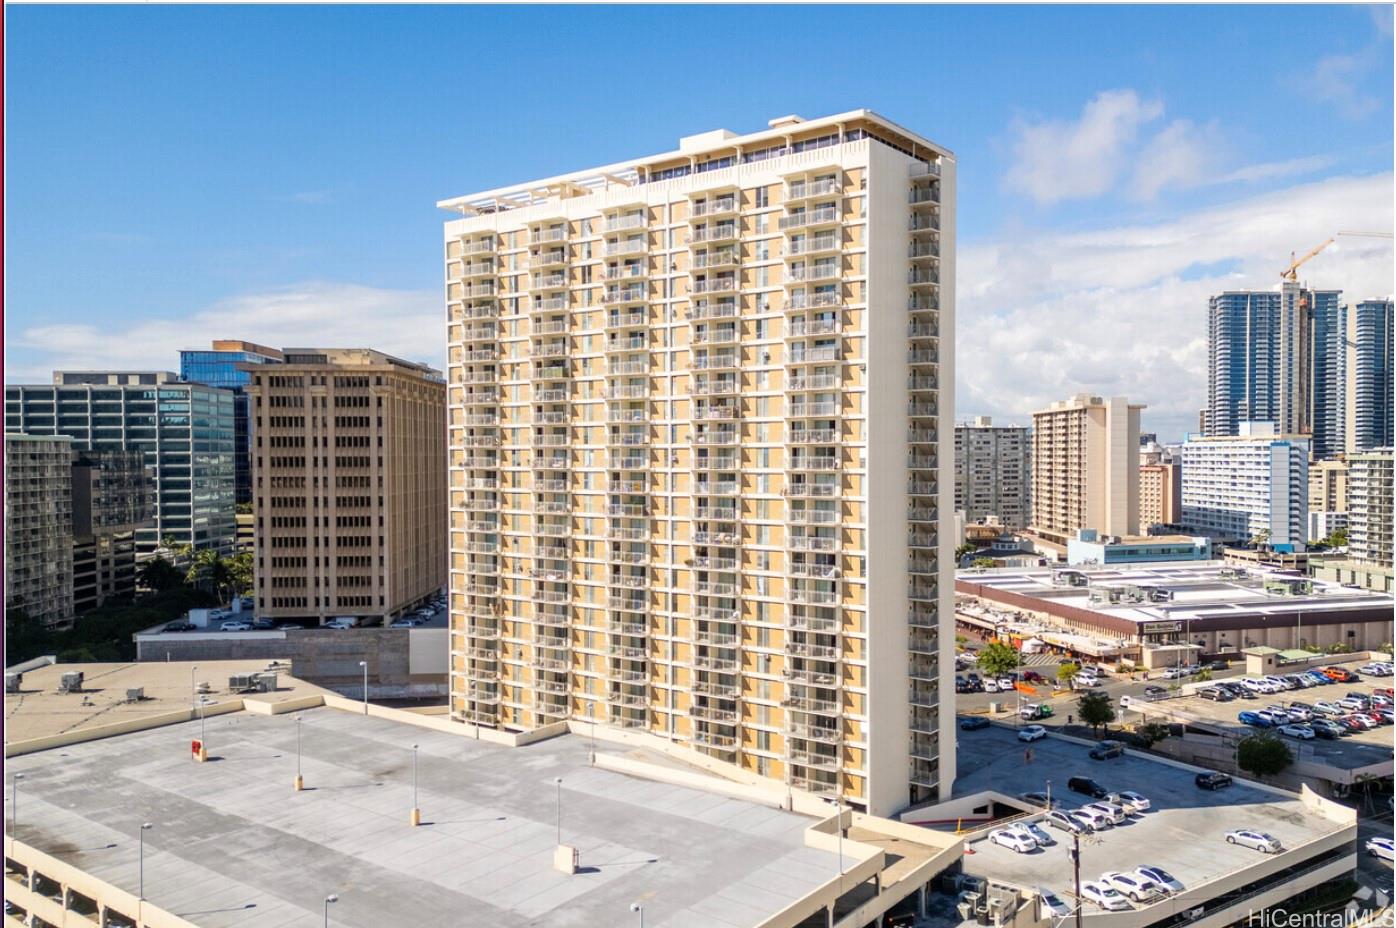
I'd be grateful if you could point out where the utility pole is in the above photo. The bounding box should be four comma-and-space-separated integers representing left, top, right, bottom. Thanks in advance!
1071, 832, 1083, 928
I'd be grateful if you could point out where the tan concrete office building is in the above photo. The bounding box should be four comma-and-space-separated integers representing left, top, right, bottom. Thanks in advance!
1309, 457, 1349, 513
1347, 449, 1393, 567
439, 110, 956, 816
1138, 460, 1181, 529
247, 349, 447, 625
1029, 394, 1142, 545
954, 416, 1030, 530
4, 434, 75, 627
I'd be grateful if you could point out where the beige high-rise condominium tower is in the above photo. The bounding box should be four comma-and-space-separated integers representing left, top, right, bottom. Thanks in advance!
439, 111, 955, 815
1030, 394, 1143, 545
248, 349, 447, 625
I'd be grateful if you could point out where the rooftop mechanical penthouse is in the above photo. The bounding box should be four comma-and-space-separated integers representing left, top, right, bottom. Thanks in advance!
439, 110, 957, 816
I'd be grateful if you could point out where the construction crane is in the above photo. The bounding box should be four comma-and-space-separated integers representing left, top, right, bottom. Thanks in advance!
1282, 231, 1395, 282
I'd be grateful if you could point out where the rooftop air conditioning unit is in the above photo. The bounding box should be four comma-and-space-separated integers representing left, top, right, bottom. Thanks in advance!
5, 673, 21, 693
228, 673, 255, 692
126, 687, 145, 702
59, 671, 84, 693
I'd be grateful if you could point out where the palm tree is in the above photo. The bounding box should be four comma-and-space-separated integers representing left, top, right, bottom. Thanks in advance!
137, 556, 184, 592
186, 549, 234, 603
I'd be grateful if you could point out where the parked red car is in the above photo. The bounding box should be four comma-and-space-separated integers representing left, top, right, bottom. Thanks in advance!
1323, 667, 1358, 682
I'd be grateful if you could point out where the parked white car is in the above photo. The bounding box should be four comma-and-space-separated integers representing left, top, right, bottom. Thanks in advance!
983, 680, 1001, 693
220, 621, 252, 631
1101, 871, 1162, 903
1135, 866, 1183, 894
1084, 801, 1128, 825
1072, 806, 1114, 830
988, 829, 1037, 853
1226, 830, 1282, 853
1018, 725, 1047, 742
1160, 666, 1188, 680
1366, 837, 1395, 861
1019, 820, 1055, 846
1107, 790, 1151, 813
1080, 881, 1132, 911
1278, 724, 1315, 740
1073, 674, 1102, 688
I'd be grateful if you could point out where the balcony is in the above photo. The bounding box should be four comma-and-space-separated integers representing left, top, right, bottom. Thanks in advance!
789, 455, 838, 471
786, 373, 839, 392
690, 299, 738, 321
605, 263, 648, 281
789, 747, 841, 771
607, 524, 649, 543
600, 284, 642, 305
609, 618, 648, 636
532, 297, 568, 313
607, 593, 646, 610
532, 272, 568, 290
784, 480, 839, 498
532, 341, 569, 359
787, 639, 839, 660
690, 703, 739, 723
788, 610, 839, 633
787, 533, 837, 552
787, 694, 839, 714
788, 561, 838, 579
606, 383, 648, 400
785, 264, 840, 285
692, 580, 736, 597
690, 729, 738, 750
786, 319, 839, 339
531, 249, 568, 269
691, 277, 738, 296
909, 184, 940, 206
691, 428, 738, 446
691, 196, 738, 219
691, 353, 738, 371
693, 481, 738, 497
909, 213, 940, 232
694, 403, 738, 421
779, 207, 840, 231
788, 427, 838, 444
785, 178, 840, 201
790, 586, 838, 606
462, 236, 496, 255
691, 378, 738, 398
536, 521, 570, 538
608, 359, 649, 376
787, 508, 838, 526
530, 227, 568, 244
604, 239, 648, 257
692, 677, 741, 698
606, 431, 648, 448
604, 214, 647, 233
461, 282, 497, 298
692, 326, 738, 346
691, 652, 740, 673
787, 234, 840, 256
606, 407, 648, 424
690, 223, 738, 245
692, 249, 739, 271
607, 310, 647, 329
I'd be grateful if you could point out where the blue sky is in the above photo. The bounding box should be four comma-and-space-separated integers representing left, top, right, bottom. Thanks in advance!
6, 4, 1393, 439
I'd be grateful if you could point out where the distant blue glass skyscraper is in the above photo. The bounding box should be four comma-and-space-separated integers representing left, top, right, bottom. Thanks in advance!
1349, 299, 1393, 452
1206, 286, 1391, 458
179, 341, 283, 504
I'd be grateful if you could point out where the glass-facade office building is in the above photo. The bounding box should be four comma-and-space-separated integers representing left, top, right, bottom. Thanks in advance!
5, 373, 237, 556
180, 341, 283, 505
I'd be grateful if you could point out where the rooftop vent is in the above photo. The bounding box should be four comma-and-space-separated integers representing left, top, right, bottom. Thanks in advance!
768, 114, 806, 129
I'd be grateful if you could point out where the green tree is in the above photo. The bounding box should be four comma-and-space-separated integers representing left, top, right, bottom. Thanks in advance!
137, 556, 185, 593
1134, 722, 1171, 748
1324, 526, 1349, 548
235, 502, 254, 515
1195, 668, 1213, 682
1077, 690, 1116, 736
1324, 643, 1353, 655
954, 543, 977, 561
5, 600, 53, 661
971, 557, 997, 569
226, 551, 254, 597
1237, 733, 1293, 778
185, 549, 234, 602
1056, 662, 1081, 686
976, 641, 1021, 678
1251, 529, 1271, 549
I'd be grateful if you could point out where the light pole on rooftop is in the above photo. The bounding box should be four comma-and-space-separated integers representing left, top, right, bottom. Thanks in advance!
139, 822, 153, 901
324, 893, 338, 928
295, 714, 304, 791
359, 661, 368, 715
554, 777, 563, 846
630, 902, 644, 927
409, 744, 421, 826
9, 772, 24, 850
191, 664, 198, 711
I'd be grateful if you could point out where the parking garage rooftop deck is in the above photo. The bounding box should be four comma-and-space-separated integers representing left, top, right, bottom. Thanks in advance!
4, 708, 847, 928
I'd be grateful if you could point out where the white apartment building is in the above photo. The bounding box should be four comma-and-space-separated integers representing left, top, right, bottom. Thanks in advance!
1347, 449, 1393, 566
954, 416, 1030, 530
1180, 422, 1309, 551
1029, 394, 1142, 545
439, 110, 956, 815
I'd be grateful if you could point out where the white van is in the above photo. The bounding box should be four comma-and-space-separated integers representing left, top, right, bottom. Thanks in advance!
325, 616, 359, 629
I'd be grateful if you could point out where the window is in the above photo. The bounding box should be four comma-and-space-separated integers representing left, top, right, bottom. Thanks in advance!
754, 187, 768, 208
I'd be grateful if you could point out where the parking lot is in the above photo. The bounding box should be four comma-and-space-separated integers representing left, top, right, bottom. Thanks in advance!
1127, 683, 1395, 771
952, 725, 1352, 912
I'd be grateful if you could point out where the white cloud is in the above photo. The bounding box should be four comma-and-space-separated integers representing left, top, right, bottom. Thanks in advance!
958, 172, 1395, 440
1006, 89, 1343, 204
1305, 52, 1380, 120
1129, 118, 1225, 200
8, 281, 443, 382
1004, 90, 1164, 204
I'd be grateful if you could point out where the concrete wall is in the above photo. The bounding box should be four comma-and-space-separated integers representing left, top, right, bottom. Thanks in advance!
134, 627, 447, 699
